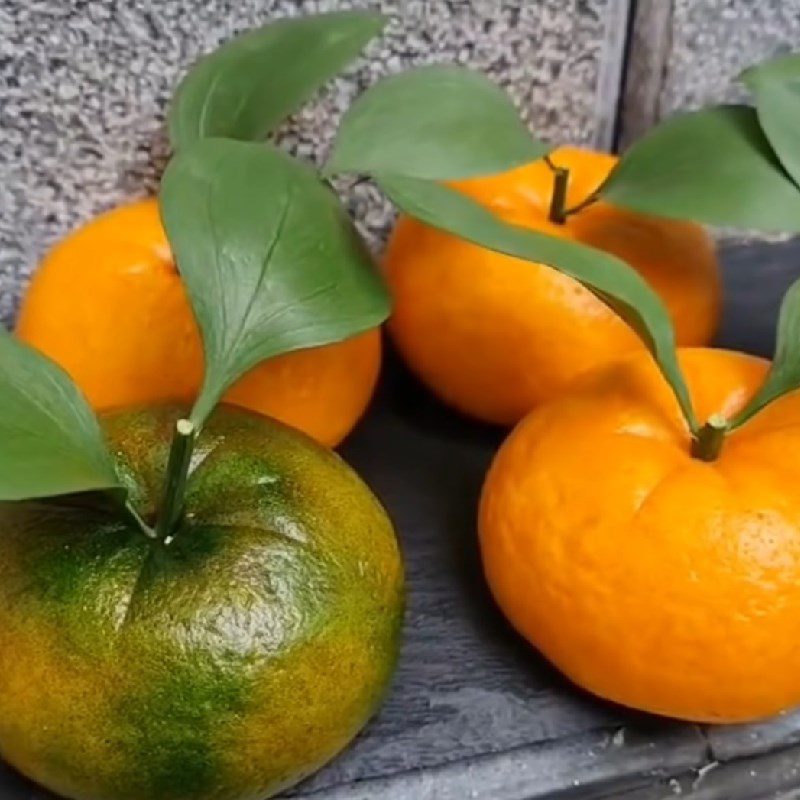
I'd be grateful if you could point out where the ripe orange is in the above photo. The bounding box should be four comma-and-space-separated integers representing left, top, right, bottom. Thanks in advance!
0, 404, 403, 800
15, 199, 382, 447
383, 147, 721, 425
479, 347, 800, 723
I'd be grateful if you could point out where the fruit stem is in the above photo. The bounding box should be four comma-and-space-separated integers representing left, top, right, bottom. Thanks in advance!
544, 154, 600, 222
691, 413, 728, 462
155, 419, 196, 544
121, 498, 157, 540
547, 159, 570, 225
564, 192, 599, 218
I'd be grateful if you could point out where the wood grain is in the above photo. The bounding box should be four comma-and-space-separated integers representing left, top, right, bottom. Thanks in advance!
616, 0, 674, 150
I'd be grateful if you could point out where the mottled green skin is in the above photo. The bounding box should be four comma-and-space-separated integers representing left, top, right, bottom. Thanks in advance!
0, 405, 404, 800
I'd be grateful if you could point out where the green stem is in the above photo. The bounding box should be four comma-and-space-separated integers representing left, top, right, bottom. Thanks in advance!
548, 166, 570, 225
121, 498, 157, 540
691, 413, 728, 462
563, 192, 599, 218
544, 154, 600, 222
155, 419, 196, 544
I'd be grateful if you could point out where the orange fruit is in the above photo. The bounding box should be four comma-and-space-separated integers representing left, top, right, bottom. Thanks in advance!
479, 346, 800, 723
0, 404, 403, 800
16, 199, 381, 447
383, 147, 721, 425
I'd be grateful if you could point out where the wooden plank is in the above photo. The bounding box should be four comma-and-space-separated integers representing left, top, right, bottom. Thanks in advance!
593, 0, 636, 150
616, 0, 674, 150
618, 0, 800, 150
289, 727, 708, 800
608, 740, 800, 799
705, 709, 800, 764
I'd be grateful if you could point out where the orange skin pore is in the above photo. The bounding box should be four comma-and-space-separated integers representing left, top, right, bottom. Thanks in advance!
15, 199, 381, 447
479, 347, 800, 723
384, 147, 722, 426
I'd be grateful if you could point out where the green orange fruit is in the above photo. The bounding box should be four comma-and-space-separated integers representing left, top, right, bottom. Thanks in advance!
0, 405, 404, 800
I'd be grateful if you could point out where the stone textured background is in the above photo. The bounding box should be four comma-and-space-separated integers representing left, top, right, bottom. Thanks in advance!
0, 0, 626, 326
1, 0, 800, 326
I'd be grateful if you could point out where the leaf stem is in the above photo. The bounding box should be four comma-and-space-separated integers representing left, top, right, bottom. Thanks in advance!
563, 193, 599, 218
120, 498, 157, 540
155, 419, 196, 544
691, 413, 728, 462
544, 154, 599, 222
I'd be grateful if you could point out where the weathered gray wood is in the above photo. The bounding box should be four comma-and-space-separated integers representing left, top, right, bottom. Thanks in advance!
290, 727, 708, 799
617, 0, 674, 149
715, 238, 800, 357
592, 0, 634, 150
705, 710, 800, 764
619, 0, 800, 147
607, 740, 800, 799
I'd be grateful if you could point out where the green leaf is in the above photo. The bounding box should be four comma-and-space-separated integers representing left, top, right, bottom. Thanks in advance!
324, 65, 548, 180
731, 276, 800, 429
377, 174, 698, 432
159, 138, 391, 427
741, 53, 800, 190
0, 330, 124, 501
168, 11, 386, 149
601, 105, 800, 233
